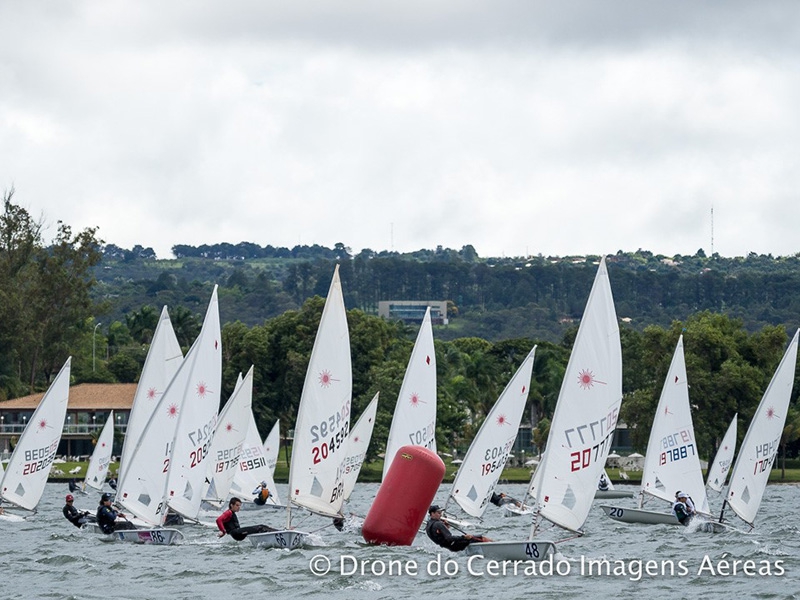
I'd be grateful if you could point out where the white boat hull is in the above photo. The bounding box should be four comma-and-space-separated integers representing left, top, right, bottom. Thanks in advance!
500, 504, 535, 517
600, 505, 679, 525
594, 490, 635, 500
239, 501, 286, 512
98, 528, 184, 545
247, 529, 307, 549
465, 540, 556, 561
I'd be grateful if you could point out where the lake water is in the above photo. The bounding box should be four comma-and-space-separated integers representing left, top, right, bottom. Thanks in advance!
1, 482, 797, 600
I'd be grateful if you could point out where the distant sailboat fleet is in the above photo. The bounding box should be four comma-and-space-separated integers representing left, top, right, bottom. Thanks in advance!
1, 258, 796, 553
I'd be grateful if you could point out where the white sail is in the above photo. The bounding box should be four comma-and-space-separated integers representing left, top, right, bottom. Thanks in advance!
230, 411, 280, 505
536, 257, 622, 533
0, 358, 71, 511
162, 286, 222, 523
450, 348, 536, 518
724, 329, 799, 526
288, 265, 352, 517
263, 420, 280, 475
342, 393, 379, 501
706, 413, 737, 492
382, 307, 437, 480
202, 367, 253, 502
83, 411, 115, 492
116, 306, 183, 490
640, 336, 710, 514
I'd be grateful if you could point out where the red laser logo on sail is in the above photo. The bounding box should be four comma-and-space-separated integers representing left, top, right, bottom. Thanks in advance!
577, 369, 605, 389
319, 370, 335, 387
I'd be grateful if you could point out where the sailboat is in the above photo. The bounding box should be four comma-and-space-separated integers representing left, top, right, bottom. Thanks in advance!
83, 411, 115, 492
160, 286, 222, 523
468, 257, 621, 560
342, 393, 380, 502
229, 411, 281, 509
0, 358, 71, 516
116, 306, 183, 493
201, 367, 253, 505
594, 469, 633, 500
263, 420, 281, 480
382, 307, 436, 480
111, 289, 220, 544
718, 329, 798, 530
444, 348, 535, 520
600, 336, 711, 525
248, 266, 352, 549
706, 413, 737, 493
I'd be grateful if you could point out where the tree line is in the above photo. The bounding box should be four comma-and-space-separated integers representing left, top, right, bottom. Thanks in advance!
2, 192, 799, 466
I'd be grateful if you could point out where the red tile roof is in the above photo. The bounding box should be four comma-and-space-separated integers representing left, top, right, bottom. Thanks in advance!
0, 383, 136, 410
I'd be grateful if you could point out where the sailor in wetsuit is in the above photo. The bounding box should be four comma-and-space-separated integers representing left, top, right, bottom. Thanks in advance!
489, 492, 522, 507
672, 491, 696, 525
62, 494, 93, 528
216, 497, 277, 541
425, 505, 491, 552
96, 493, 135, 533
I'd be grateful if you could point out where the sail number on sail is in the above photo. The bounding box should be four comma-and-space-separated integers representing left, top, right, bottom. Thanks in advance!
754, 438, 779, 475
186, 415, 218, 469
482, 440, 515, 476
22, 440, 59, 475
659, 428, 696, 466
566, 409, 618, 472
238, 446, 267, 471
408, 421, 435, 449
310, 406, 351, 465
213, 443, 244, 473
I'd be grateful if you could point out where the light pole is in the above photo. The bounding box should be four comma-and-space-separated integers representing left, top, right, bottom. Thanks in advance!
93, 322, 102, 372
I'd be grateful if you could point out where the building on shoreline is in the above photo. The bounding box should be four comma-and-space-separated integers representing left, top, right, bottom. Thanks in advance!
0, 383, 135, 459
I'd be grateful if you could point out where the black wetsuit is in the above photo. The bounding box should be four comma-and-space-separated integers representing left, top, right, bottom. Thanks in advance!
96, 504, 135, 533
425, 518, 476, 552
490, 492, 520, 507
216, 509, 276, 541
63, 504, 91, 528
672, 501, 692, 525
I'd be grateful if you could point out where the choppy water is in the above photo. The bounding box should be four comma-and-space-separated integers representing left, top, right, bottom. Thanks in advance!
1, 482, 798, 600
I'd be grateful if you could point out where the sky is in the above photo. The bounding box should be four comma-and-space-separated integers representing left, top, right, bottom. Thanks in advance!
2, 1, 799, 260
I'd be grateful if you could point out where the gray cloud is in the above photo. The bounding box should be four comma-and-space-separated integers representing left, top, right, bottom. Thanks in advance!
1, 1, 799, 259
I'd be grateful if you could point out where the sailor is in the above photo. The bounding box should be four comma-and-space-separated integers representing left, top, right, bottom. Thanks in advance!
489, 492, 522, 507
672, 491, 695, 525
96, 492, 134, 533
425, 505, 491, 551
62, 494, 91, 528
252, 481, 271, 506
216, 497, 277, 540
598, 473, 610, 492
675, 490, 696, 513
68, 479, 79, 493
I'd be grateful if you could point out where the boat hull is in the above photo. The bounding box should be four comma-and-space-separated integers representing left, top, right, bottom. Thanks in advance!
594, 490, 635, 500
97, 528, 184, 545
247, 529, 307, 549
500, 504, 535, 518
464, 540, 556, 561
599, 505, 679, 525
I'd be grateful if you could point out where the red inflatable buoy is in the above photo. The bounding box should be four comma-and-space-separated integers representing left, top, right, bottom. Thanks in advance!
362, 445, 445, 546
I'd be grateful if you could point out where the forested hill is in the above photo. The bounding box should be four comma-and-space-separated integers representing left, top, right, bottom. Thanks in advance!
96, 243, 800, 342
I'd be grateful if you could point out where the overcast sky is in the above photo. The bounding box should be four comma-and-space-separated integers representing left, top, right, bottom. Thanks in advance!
2, 2, 799, 260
